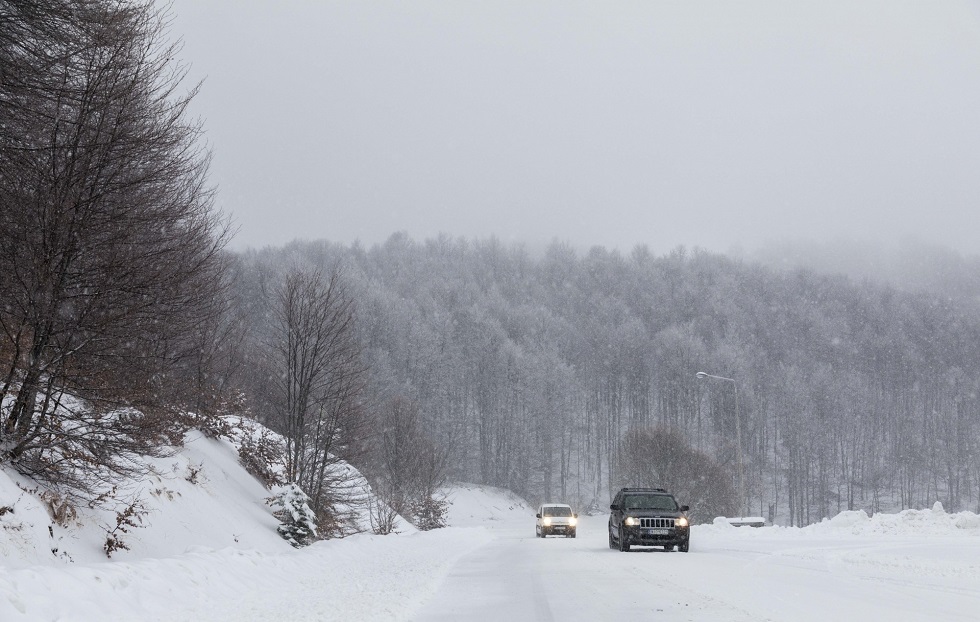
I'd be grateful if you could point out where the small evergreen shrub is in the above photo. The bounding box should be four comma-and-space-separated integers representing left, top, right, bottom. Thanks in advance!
238, 426, 284, 488
411, 495, 448, 531
270, 483, 318, 547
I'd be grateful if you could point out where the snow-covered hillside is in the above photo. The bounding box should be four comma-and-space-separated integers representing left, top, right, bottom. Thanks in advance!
0, 421, 516, 621
1, 429, 287, 568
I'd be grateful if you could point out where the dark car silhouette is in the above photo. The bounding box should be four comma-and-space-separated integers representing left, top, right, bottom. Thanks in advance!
608, 487, 690, 552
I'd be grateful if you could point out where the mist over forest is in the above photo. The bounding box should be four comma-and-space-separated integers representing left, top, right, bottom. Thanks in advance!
748, 238, 980, 299
230, 235, 980, 525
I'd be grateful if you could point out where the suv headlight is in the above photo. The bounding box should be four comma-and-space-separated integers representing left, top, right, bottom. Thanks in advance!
675, 517, 689, 528
624, 516, 639, 526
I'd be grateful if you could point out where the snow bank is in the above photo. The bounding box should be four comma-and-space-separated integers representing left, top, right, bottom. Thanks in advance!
0, 401, 537, 622
0, 477, 518, 621
0, 417, 414, 567
440, 483, 532, 528
701, 501, 980, 538
1, 428, 291, 567
0, 469, 57, 566
0, 525, 493, 621
807, 501, 980, 536
0, 408, 509, 622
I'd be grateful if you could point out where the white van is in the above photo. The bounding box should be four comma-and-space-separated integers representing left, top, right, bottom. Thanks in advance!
535, 503, 578, 538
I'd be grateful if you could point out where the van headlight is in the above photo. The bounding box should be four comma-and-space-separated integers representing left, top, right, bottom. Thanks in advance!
543, 517, 552, 526
624, 516, 639, 526
675, 517, 689, 528
569, 517, 577, 526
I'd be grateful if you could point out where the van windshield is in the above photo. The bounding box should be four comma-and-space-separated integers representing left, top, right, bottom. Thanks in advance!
543, 506, 572, 517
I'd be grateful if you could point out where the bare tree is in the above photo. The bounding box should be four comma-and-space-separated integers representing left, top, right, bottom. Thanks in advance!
0, 0, 229, 497
173, 264, 251, 422
268, 267, 368, 531
372, 396, 452, 530
618, 426, 736, 524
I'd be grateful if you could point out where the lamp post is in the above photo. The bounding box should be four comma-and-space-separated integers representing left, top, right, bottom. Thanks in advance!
696, 371, 744, 518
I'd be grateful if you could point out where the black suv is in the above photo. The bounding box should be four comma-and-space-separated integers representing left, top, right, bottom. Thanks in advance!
608, 487, 690, 552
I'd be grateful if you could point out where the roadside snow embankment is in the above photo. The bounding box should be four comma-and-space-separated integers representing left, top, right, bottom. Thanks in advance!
0, 429, 290, 567
440, 482, 532, 529
700, 501, 980, 538
1, 416, 525, 622
0, 525, 493, 622
816, 501, 980, 535
695, 502, 980, 594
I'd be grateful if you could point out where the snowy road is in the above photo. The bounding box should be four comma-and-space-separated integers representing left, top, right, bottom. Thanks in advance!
414, 514, 980, 621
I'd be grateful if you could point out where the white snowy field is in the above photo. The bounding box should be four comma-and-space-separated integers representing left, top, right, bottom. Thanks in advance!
3, 430, 980, 620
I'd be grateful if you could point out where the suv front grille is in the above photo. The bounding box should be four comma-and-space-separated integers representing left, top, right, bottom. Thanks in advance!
639, 517, 674, 529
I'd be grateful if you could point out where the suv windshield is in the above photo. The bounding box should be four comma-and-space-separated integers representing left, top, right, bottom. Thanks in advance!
623, 494, 677, 511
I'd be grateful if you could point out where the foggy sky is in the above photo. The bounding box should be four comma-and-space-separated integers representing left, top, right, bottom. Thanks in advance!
169, 1, 980, 255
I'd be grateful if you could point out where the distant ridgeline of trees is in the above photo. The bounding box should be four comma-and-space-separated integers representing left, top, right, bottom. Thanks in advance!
232, 235, 980, 525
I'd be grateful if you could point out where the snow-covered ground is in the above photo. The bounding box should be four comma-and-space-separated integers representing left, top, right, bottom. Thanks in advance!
416, 504, 980, 621
3, 431, 980, 620
0, 432, 521, 621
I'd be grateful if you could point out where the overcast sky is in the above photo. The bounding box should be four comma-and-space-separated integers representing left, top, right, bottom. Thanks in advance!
169, 1, 980, 255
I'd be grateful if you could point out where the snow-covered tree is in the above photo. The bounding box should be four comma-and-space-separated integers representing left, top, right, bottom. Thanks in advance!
271, 483, 318, 548
268, 267, 368, 525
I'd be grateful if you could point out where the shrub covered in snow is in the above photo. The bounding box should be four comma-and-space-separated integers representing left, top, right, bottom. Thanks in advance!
411, 495, 449, 531
270, 483, 318, 547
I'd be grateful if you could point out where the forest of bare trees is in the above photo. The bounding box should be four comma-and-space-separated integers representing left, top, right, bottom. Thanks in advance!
232, 235, 980, 525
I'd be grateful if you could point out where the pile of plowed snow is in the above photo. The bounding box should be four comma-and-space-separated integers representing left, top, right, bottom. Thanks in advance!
811, 502, 980, 535
699, 501, 980, 538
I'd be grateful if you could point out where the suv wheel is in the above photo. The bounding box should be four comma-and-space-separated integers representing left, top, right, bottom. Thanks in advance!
618, 526, 631, 552
608, 529, 617, 549
679, 538, 689, 553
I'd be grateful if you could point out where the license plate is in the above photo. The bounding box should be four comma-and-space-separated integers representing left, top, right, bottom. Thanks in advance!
646, 528, 669, 535
554, 526, 565, 531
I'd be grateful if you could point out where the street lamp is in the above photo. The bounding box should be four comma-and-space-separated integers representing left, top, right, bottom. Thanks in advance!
695, 371, 744, 518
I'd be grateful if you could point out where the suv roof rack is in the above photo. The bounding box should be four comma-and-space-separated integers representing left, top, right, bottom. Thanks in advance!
620, 487, 667, 493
